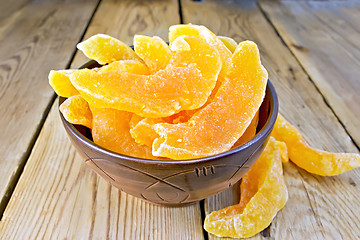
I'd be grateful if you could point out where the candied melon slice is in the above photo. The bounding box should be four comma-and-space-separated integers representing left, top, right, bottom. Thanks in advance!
77, 34, 141, 64
70, 36, 221, 118
49, 70, 79, 98
204, 137, 288, 238
49, 60, 148, 98
152, 41, 268, 159
169, 24, 231, 71
98, 60, 150, 75
134, 35, 172, 74
92, 108, 156, 159
272, 114, 360, 175
218, 36, 237, 53
70, 62, 213, 118
59, 95, 92, 129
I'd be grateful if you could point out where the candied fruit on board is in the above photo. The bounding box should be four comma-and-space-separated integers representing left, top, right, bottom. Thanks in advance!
204, 137, 288, 238
271, 114, 360, 175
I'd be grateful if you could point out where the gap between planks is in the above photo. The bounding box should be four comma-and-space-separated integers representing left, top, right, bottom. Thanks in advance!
0, 93, 56, 220
180, 0, 360, 239
0, 1, 205, 239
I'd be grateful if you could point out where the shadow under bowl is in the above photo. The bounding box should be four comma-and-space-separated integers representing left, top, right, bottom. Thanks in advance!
59, 60, 279, 206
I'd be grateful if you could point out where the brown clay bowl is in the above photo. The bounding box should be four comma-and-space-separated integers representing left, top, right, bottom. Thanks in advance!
59, 60, 278, 206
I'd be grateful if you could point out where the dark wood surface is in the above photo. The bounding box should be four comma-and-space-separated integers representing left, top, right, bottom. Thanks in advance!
0, 0, 359, 239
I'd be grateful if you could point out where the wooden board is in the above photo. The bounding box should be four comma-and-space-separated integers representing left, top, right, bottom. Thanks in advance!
0, 0, 99, 215
180, 0, 360, 239
0, 0, 205, 239
259, 0, 360, 147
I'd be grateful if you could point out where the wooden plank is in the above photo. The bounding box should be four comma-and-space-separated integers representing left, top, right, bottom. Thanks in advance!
0, 0, 99, 214
0, 0, 205, 239
0, 104, 203, 239
259, 0, 360, 147
181, 0, 360, 239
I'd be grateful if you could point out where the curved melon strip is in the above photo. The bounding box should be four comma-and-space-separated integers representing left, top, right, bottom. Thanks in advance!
152, 41, 268, 159
77, 34, 142, 64
204, 137, 288, 238
49, 61, 148, 99
70, 63, 213, 118
71, 36, 221, 118
271, 114, 360, 176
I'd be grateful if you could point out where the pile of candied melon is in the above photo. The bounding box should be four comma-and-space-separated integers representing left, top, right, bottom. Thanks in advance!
49, 24, 360, 239
50, 24, 268, 160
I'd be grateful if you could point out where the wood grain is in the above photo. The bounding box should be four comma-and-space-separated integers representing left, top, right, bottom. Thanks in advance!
259, 0, 360, 147
71, 0, 180, 67
0, 0, 99, 216
181, 0, 360, 239
0, 0, 205, 239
